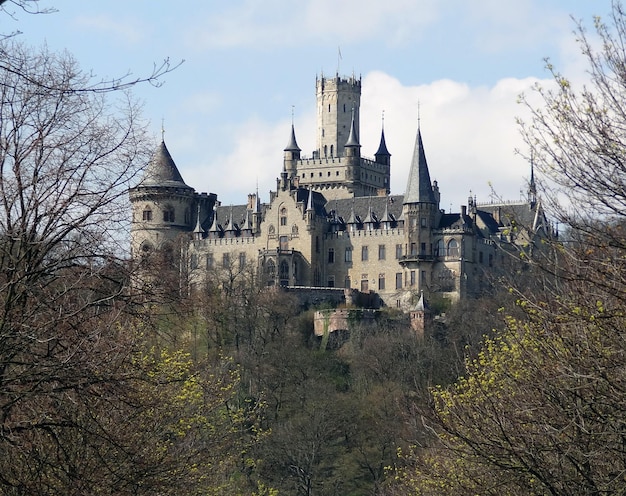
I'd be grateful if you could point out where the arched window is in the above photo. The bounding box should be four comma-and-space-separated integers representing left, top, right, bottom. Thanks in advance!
142, 208, 153, 221
330, 145, 334, 157
280, 207, 287, 226
279, 260, 289, 286
447, 239, 459, 258
266, 259, 276, 286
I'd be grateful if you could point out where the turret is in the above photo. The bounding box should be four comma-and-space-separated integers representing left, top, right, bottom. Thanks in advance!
128, 140, 196, 256
400, 124, 438, 292
284, 123, 301, 178
374, 124, 391, 167
344, 109, 361, 159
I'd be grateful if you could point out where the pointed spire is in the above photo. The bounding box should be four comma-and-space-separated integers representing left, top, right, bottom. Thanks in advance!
414, 290, 430, 312
284, 123, 301, 152
347, 199, 358, 224
404, 126, 436, 204
528, 155, 537, 207
380, 198, 393, 225
345, 108, 361, 148
306, 187, 314, 212
225, 205, 235, 231
375, 111, 391, 158
241, 207, 253, 231
141, 140, 192, 189
208, 206, 221, 236
193, 204, 205, 239
253, 184, 260, 214
363, 198, 376, 226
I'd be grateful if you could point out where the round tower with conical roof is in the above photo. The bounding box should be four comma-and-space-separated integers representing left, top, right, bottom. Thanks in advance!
400, 125, 440, 293
284, 123, 301, 179
128, 140, 197, 259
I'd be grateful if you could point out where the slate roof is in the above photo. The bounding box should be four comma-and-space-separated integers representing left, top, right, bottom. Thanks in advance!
345, 111, 360, 147
140, 141, 193, 189
328, 195, 404, 225
404, 128, 436, 204
479, 202, 538, 228
375, 128, 390, 157
284, 124, 301, 152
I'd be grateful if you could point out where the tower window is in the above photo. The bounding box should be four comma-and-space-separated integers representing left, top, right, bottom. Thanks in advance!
343, 103, 346, 112
280, 207, 287, 226
142, 208, 152, 221
362, 245, 369, 261
435, 239, 444, 257
328, 248, 335, 263
279, 260, 289, 286
378, 244, 386, 260
378, 273, 385, 290
447, 239, 459, 257
345, 247, 352, 262
163, 206, 175, 222
328, 104, 331, 112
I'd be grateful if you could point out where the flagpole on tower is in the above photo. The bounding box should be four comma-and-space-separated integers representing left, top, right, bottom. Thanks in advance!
337, 46, 342, 75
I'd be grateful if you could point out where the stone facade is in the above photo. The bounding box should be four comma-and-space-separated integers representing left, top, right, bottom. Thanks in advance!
129, 72, 552, 310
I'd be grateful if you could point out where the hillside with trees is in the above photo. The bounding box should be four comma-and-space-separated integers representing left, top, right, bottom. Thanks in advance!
391, 3, 626, 494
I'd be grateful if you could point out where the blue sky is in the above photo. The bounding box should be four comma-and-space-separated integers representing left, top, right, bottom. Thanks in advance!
8, 0, 613, 209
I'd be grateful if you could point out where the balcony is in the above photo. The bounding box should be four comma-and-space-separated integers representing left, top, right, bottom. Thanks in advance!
399, 253, 434, 264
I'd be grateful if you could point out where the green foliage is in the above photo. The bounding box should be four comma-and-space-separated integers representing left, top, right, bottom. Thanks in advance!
396, 296, 626, 495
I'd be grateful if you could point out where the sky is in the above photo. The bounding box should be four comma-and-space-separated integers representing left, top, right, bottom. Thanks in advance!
5, 0, 615, 210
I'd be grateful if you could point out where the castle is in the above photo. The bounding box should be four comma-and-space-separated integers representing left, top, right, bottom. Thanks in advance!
129, 73, 550, 310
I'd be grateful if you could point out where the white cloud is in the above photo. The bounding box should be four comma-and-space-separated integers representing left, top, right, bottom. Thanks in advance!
357, 71, 547, 209
179, 70, 552, 211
